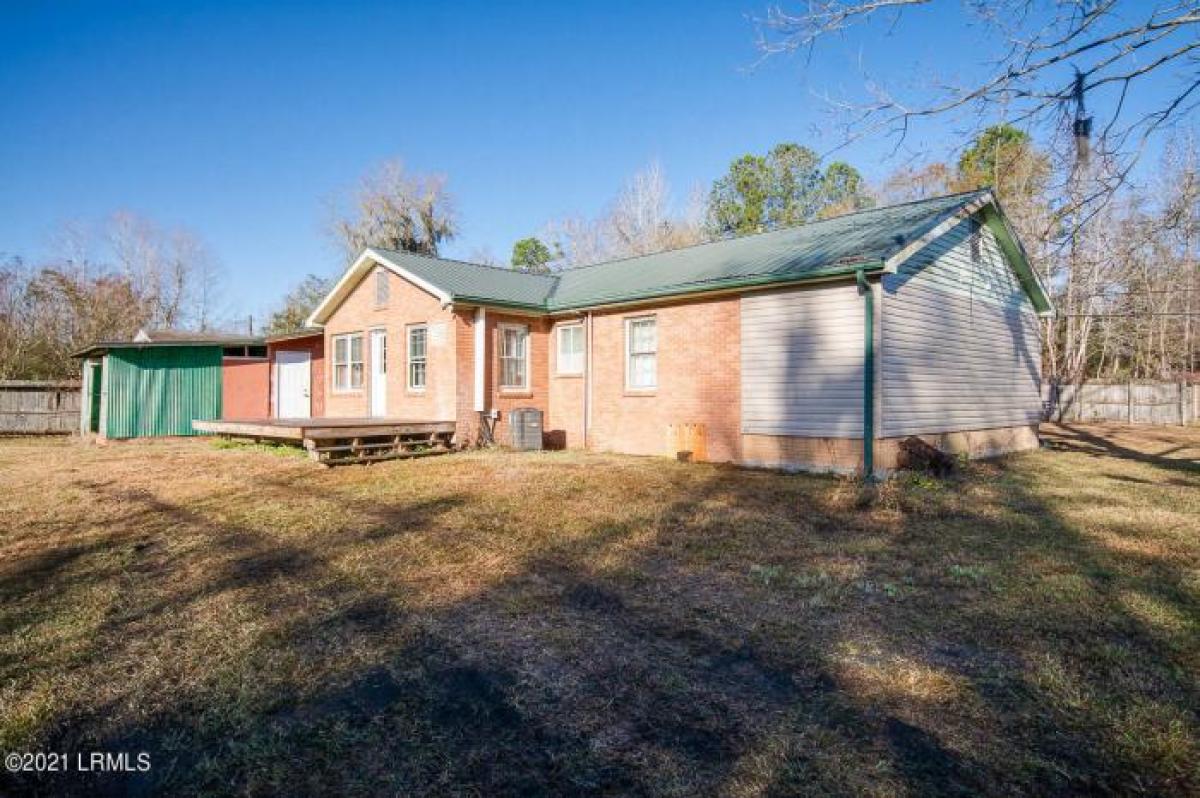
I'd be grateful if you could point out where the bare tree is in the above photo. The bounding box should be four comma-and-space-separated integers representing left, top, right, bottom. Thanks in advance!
543, 161, 707, 267
876, 162, 954, 204
756, 1, 1200, 210
107, 212, 220, 329
609, 161, 679, 256
541, 215, 611, 268
468, 246, 502, 267
330, 159, 458, 262
1, 215, 228, 379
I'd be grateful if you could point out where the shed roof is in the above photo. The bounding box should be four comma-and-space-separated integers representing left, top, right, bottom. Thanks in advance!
72, 333, 264, 359
307, 189, 1051, 324
264, 328, 325, 343
133, 328, 261, 344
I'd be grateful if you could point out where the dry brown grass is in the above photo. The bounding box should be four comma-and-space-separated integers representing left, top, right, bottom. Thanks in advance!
0, 423, 1197, 796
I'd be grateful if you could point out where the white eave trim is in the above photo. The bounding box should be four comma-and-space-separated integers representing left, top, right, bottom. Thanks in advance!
883, 191, 994, 274
305, 248, 454, 327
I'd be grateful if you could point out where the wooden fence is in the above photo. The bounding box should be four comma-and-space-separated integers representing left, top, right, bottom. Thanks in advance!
0, 380, 82, 434
1043, 381, 1198, 425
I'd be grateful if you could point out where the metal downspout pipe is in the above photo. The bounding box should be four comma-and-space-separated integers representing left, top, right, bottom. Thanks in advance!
857, 268, 876, 479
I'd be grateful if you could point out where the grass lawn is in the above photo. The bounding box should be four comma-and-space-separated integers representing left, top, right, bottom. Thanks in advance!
1, 424, 1197, 796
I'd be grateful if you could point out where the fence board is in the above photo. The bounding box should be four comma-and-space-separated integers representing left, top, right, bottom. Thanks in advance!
0, 381, 81, 434
1043, 381, 1196, 426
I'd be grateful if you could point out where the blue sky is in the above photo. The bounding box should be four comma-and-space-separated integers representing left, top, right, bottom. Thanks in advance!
0, 0, 1179, 323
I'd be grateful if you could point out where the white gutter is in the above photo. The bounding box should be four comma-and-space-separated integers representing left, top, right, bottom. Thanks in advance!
473, 306, 487, 412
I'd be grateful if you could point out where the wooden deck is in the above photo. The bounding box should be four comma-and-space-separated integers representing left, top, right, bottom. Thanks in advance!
193, 418, 457, 465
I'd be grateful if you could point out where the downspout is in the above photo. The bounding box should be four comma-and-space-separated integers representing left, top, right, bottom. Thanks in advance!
474, 306, 488, 444
857, 268, 875, 479
584, 311, 593, 447
474, 306, 487, 412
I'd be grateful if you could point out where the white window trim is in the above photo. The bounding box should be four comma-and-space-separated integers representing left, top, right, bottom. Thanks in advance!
625, 315, 658, 391
331, 332, 364, 393
407, 323, 428, 392
556, 323, 584, 376
498, 322, 530, 391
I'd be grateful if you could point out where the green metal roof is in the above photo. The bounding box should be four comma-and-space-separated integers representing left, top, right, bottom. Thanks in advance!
370, 247, 557, 309
316, 189, 1050, 319
549, 191, 987, 310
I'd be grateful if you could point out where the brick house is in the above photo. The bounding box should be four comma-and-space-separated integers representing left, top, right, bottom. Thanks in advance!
303, 189, 1052, 474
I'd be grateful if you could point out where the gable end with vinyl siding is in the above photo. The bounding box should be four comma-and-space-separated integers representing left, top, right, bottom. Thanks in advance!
880, 215, 1043, 438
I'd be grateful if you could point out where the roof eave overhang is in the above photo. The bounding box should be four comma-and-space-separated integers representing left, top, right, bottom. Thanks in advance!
71, 340, 259, 358
305, 248, 455, 328
545, 260, 886, 315
882, 191, 995, 274
450, 296, 549, 314
882, 191, 1054, 317
981, 201, 1055, 317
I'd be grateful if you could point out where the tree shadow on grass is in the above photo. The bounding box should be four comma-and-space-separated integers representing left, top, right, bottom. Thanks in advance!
1046, 423, 1200, 475
2, 434, 1198, 796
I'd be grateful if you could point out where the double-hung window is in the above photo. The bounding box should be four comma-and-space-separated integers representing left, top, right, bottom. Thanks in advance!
333, 333, 363, 391
499, 324, 529, 390
557, 324, 584, 375
407, 324, 427, 391
625, 316, 657, 390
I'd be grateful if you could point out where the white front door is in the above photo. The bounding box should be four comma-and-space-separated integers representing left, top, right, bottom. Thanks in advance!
370, 329, 387, 417
275, 350, 311, 418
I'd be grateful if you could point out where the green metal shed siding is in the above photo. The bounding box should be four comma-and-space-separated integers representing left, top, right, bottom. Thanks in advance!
104, 346, 223, 438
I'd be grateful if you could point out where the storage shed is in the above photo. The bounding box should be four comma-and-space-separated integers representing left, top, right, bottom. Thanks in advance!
265, 329, 326, 418
73, 331, 265, 439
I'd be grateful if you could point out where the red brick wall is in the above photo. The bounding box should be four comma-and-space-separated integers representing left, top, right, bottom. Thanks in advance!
267, 334, 325, 418
221, 358, 269, 419
547, 318, 586, 449
321, 266, 457, 420
487, 312, 551, 446
450, 308, 555, 449
584, 295, 742, 462
453, 309, 479, 446
314, 265, 739, 459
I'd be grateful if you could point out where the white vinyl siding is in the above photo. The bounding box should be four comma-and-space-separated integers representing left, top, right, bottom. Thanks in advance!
625, 317, 657, 390
407, 325, 427, 391
332, 333, 363, 391
741, 283, 865, 437
557, 324, 584, 375
880, 216, 1042, 437
499, 324, 529, 390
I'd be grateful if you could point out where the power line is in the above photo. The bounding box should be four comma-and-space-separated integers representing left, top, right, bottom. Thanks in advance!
1056, 312, 1200, 318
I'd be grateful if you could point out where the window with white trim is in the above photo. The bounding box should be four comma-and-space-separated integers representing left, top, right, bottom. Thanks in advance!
333, 333, 363, 391
499, 324, 529, 390
557, 324, 584, 375
625, 316, 657, 390
407, 324, 427, 390
374, 268, 389, 307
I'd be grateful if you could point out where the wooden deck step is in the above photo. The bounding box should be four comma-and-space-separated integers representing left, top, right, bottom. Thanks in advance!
304, 429, 455, 465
